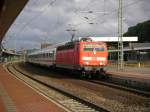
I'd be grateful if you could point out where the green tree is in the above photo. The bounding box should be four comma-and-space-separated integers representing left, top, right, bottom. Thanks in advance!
123, 20, 150, 42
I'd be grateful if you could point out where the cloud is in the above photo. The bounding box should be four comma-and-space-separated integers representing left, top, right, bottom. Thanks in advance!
4, 0, 150, 50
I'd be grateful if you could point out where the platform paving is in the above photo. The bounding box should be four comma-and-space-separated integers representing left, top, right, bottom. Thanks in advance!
106, 66, 150, 80
0, 97, 5, 112
0, 63, 65, 112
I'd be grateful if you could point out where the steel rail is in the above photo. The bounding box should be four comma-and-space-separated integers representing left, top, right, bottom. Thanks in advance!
86, 80, 150, 97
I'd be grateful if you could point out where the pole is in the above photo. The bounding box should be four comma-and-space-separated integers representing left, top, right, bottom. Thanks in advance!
118, 0, 124, 70
14, 38, 16, 53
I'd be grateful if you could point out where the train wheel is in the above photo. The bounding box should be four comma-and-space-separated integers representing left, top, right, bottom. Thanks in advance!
99, 72, 111, 79
97, 68, 107, 79
88, 74, 92, 79
81, 71, 86, 78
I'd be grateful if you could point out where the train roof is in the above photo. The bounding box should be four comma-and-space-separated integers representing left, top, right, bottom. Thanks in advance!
27, 37, 138, 56
28, 47, 56, 56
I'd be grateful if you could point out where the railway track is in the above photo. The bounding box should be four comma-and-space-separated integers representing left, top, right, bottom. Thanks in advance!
86, 79, 150, 97
5, 63, 109, 112
21, 63, 150, 97
32, 65, 150, 97
5, 62, 150, 112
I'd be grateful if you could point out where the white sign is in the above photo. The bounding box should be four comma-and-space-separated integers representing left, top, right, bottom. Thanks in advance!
79, 37, 138, 42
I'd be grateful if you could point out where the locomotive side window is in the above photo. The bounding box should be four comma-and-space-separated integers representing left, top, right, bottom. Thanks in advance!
80, 38, 92, 42
84, 44, 105, 51
57, 42, 75, 51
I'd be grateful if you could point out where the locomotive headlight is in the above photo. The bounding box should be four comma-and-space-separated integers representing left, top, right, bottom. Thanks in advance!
84, 61, 89, 65
86, 62, 89, 65
100, 61, 105, 65
100, 62, 103, 65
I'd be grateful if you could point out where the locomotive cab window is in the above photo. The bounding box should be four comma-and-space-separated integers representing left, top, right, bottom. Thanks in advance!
84, 44, 105, 51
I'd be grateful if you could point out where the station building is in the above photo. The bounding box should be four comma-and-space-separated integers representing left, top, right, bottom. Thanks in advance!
108, 43, 150, 65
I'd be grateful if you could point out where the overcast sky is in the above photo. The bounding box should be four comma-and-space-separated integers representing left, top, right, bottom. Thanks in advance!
3, 0, 150, 50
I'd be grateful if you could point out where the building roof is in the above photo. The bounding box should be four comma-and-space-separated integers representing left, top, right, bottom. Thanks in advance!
0, 0, 28, 44
109, 43, 150, 52
130, 43, 150, 48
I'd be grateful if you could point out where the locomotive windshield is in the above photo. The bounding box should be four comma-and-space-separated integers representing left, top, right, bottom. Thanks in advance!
84, 44, 105, 51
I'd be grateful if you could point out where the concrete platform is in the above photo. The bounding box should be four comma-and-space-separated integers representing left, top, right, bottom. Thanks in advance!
106, 66, 150, 92
106, 66, 150, 79
0, 63, 65, 112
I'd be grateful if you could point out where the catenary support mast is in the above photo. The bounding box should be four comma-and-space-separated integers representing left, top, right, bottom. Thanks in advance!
118, 0, 124, 70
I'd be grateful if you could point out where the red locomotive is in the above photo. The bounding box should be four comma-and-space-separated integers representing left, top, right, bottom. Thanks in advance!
27, 37, 108, 77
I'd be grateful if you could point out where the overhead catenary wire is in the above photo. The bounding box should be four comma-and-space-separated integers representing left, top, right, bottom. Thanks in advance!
70, 0, 149, 37
96, 0, 148, 19
4, 0, 149, 50
75, 0, 148, 24
16, 0, 148, 39
3, 0, 57, 50
2, 0, 40, 47
14, 0, 57, 39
